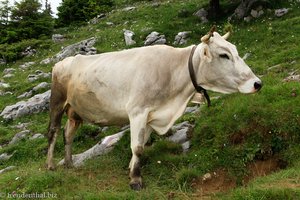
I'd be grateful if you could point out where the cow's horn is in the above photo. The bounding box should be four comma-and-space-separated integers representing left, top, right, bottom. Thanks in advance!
209, 25, 217, 35
223, 24, 233, 40
222, 32, 230, 40
201, 25, 217, 44
201, 34, 210, 43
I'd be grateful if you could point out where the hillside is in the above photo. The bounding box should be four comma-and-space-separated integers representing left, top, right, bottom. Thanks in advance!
0, 0, 300, 199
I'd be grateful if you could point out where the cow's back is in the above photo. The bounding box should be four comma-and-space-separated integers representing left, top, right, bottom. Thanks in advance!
51, 45, 191, 127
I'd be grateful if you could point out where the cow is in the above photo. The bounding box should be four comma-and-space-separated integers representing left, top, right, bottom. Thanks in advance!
46, 27, 262, 190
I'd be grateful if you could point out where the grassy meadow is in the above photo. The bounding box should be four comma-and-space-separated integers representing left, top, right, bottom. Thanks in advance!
0, 0, 300, 199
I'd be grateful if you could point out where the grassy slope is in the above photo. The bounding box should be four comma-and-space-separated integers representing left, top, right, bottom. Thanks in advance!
0, 0, 300, 199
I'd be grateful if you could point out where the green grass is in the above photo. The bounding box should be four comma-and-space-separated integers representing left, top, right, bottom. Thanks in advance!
1, 0, 300, 199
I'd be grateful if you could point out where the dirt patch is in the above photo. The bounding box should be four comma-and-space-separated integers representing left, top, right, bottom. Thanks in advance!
191, 169, 236, 199
191, 157, 286, 198
243, 157, 287, 185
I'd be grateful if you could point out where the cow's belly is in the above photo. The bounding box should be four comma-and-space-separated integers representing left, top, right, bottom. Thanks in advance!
148, 94, 194, 135
66, 89, 129, 126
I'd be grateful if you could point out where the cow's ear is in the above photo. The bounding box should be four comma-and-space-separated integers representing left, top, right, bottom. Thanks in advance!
201, 45, 212, 62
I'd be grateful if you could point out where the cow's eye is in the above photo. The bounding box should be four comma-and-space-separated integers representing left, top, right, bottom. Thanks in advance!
220, 54, 230, 59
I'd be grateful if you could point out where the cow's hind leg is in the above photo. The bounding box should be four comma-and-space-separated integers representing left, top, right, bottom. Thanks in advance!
128, 110, 152, 190
47, 102, 64, 170
64, 106, 82, 168
46, 80, 67, 170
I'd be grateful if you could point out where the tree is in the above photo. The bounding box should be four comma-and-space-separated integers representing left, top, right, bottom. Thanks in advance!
208, 0, 221, 19
56, 0, 114, 26
0, 0, 11, 26
9, 0, 54, 41
11, 0, 41, 21
44, 0, 53, 16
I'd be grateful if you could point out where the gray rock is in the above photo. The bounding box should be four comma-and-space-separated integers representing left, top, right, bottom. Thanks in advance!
6, 91, 13, 95
194, 8, 207, 18
0, 152, 15, 161
0, 59, 6, 65
21, 46, 36, 57
231, 0, 260, 20
0, 82, 10, 88
0, 90, 51, 120
17, 91, 33, 99
58, 129, 128, 167
101, 126, 109, 132
168, 121, 193, 144
90, 14, 106, 24
28, 71, 51, 82
32, 82, 50, 91
9, 130, 30, 145
251, 9, 264, 18
40, 58, 52, 65
152, 2, 160, 7
250, 9, 258, 18
194, 8, 208, 23
40, 37, 97, 64
144, 32, 166, 46
244, 16, 252, 22
3, 68, 16, 75
122, 6, 136, 12
52, 34, 65, 43
3, 73, 14, 79
283, 74, 300, 82
90, 18, 99, 24
275, 8, 289, 17
19, 81, 50, 99
0, 166, 16, 174
19, 62, 35, 70
123, 30, 136, 46
184, 106, 199, 114
181, 141, 190, 152
174, 31, 190, 45
30, 133, 45, 140
258, 10, 264, 17
106, 22, 114, 26
11, 123, 30, 130
0, 91, 13, 96
58, 120, 194, 167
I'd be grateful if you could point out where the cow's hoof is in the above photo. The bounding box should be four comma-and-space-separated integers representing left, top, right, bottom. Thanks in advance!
130, 182, 143, 191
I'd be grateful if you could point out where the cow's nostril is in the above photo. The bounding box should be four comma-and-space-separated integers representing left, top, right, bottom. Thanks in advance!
254, 81, 262, 91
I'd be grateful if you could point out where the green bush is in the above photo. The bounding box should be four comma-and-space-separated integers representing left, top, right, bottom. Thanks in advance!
0, 39, 42, 62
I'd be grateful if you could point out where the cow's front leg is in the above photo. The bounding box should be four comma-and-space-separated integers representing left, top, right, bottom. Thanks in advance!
128, 111, 152, 190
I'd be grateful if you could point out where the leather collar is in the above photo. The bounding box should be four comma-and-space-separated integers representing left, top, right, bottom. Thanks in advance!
188, 45, 211, 107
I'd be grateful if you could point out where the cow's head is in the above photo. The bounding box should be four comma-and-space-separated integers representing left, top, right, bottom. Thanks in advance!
196, 27, 262, 94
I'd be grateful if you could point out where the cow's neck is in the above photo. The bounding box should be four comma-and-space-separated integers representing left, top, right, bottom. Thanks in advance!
189, 45, 211, 106
147, 45, 203, 134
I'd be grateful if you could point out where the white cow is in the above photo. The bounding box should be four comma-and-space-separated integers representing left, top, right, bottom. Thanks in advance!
46, 27, 262, 190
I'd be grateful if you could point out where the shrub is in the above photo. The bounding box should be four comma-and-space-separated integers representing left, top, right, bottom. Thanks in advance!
0, 39, 42, 62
